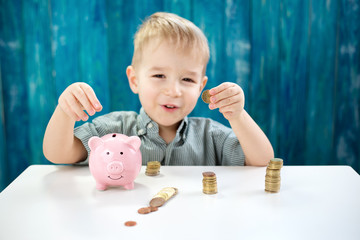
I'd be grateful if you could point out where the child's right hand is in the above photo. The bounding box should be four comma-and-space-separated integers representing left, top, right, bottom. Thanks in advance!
58, 82, 103, 122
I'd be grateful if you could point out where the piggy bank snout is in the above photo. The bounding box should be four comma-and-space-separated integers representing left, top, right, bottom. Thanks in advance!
107, 162, 124, 174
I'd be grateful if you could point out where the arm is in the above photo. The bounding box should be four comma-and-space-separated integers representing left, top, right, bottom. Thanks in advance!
43, 83, 102, 164
209, 82, 274, 166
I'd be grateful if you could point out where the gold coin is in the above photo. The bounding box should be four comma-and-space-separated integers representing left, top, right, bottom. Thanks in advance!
201, 90, 211, 104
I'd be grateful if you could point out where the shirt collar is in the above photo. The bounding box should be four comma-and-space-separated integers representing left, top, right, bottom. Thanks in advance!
137, 107, 189, 139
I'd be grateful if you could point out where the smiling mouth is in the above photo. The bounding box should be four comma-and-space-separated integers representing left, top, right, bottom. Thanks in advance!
108, 175, 123, 180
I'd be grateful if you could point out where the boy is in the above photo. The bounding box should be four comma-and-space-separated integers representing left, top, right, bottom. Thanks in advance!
43, 12, 274, 166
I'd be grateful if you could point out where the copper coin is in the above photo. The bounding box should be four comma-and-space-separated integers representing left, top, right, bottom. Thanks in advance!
138, 207, 151, 214
150, 206, 158, 212
202, 171, 216, 177
150, 197, 166, 207
124, 221, 137, 227
201, 90, 211, 104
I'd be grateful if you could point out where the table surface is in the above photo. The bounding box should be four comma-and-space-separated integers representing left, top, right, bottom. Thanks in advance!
1, 165, 360, 240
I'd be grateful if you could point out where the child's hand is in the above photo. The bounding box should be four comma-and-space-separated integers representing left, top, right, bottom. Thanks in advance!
58, 82, 102, 122
208, 82, 245, 121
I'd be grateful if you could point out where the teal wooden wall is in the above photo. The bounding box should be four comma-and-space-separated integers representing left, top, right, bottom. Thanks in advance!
0, 0, 359, 191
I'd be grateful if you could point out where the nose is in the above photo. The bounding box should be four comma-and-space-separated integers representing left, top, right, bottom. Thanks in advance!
163, 81, 182, 97
107, 162, 124, 174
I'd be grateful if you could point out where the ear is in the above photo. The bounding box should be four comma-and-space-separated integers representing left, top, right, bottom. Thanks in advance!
127, 65, 139, 94
199, 76, 208, 93
125, 136, 141, 151
88, 136, 104, 151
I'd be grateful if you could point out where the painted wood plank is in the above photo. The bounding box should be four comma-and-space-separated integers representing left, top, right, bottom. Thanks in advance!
192, 0, 226, 124
0, 64, 7, 191
106, 0, 140, 112
224, 0, 250, 103
334, 0, 360, 172
51, 0, 80, 97
250, 0, 280, 155
163, 0, 192, 19
0, 0, 30, 186
305, 0, 337, 166
78, 0, 110, 118
277, 0, 309, 165
23, 0, 57, 164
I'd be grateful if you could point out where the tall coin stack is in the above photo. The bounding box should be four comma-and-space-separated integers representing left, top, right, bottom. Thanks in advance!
265, 158, 283, 193
145, 161, 161, 176
202, 171, 218, 194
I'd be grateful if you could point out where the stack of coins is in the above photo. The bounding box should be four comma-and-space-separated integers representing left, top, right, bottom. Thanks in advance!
202, 171, 218, 194
265, 158, 283, 193
145, 161, 161, 176
150, 187, 178, 207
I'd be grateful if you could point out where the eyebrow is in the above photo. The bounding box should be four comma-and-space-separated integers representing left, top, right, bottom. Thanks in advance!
148, 67, 200, 76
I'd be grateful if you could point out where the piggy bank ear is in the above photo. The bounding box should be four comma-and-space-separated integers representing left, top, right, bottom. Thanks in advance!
88, 136, 104, 151
125, 136, 141, 151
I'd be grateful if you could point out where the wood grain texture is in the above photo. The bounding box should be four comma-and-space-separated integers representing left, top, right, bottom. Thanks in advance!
250, 0, 280, 152
23, 0, 57, 164
305, 0, 337, 165
192, 0, 226, 124
0, 63, 7, 191
277, 0, 309, 164
334, 0, 360, 170
0, 0, 30, 190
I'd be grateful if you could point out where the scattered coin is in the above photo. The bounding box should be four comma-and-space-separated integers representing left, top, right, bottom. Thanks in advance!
145, 161, 161, 176
138, 207, 151, 214
124, 221, 137, 227
150, 206, 158, 212
202, 171, 218, 194
201, 90, 211, 104
265, 158, 283, 193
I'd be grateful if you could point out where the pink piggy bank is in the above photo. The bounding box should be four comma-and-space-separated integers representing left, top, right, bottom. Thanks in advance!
88, 133, 142, 190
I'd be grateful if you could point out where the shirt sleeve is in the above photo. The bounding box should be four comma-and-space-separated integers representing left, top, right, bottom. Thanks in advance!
220, 131, 245, 166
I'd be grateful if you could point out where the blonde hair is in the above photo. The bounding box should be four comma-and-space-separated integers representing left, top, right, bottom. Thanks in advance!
131, 12, 210, 74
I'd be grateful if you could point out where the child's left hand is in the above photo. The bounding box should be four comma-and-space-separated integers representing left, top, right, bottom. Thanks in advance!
208, 82, 245, 121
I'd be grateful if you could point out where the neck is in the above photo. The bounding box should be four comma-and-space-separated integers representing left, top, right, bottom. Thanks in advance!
159, 123, 180, 144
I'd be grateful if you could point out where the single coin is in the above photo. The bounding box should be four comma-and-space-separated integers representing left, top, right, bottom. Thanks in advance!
124, 221, 137, 227
138, 207, 151, 214
202, 171, 216, 177
150, 206, 158, 212
201, 90, 211, 104
150, 197, 166, 207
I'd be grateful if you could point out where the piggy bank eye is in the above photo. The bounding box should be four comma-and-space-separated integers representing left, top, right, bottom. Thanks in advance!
120, 152, 123, 155
106, 152, 110, 155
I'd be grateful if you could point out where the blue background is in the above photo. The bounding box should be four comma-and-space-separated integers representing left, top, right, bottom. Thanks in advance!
0, 0, 359, 191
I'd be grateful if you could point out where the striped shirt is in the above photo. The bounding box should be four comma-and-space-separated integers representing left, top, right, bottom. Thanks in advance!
74, 108, 245, 166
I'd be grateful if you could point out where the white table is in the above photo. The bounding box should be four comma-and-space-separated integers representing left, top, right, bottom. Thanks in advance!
0, 165, 359, 240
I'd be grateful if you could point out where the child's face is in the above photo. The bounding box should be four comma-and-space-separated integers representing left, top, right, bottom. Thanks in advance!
127, 40, 207, 130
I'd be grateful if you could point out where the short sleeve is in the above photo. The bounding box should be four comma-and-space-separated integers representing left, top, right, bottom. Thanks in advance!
220, 131, 245, 166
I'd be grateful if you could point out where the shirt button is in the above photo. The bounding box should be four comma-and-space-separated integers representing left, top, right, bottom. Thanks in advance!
148, 123, 153, 129
138, 129, 144, 135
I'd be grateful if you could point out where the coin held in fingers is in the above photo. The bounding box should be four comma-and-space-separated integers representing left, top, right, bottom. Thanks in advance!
201, 90, 211, 104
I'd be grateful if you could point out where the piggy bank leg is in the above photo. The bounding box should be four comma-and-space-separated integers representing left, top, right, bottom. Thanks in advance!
96, 183, 107, 191
123, 182, 134, 190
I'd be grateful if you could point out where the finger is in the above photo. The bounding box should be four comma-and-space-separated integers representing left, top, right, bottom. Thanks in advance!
71, 86, 96, 116
66, 93, 89, 121
210, 85, 241, 104
218, 101, 243, 114
80, 83, 102, 112
211, 94, 242, 110
209, 82, 233, 95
